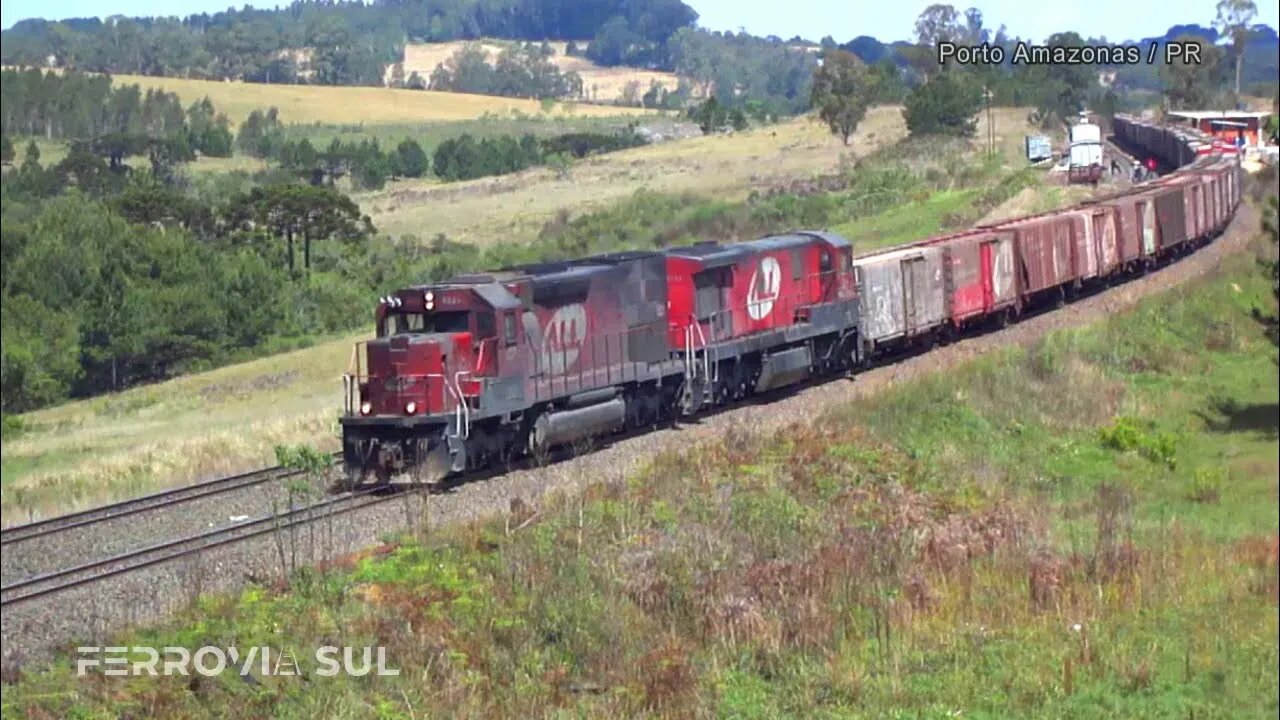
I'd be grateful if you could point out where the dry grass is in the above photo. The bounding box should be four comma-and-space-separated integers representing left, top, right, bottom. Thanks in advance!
1, 333, 368, 523
978, 183, 1101, 225
399, 40, 685, 103
110, 74, 655, 126
363, 105, 908, 243
973, 106, 1066, 166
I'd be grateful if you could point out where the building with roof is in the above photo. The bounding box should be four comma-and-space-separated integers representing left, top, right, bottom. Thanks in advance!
1166, 110, 1273, 150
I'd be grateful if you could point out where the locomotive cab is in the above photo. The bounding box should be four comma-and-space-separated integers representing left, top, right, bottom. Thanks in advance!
341, 278, 527, 486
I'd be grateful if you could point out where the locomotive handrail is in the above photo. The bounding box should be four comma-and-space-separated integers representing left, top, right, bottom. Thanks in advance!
452, 370, 471, 437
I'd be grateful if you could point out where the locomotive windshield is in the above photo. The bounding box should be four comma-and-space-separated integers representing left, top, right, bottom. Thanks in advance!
381, 310, 470, 337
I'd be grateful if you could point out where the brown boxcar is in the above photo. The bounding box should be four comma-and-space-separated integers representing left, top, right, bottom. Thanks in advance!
1159, 176, 1202, 241
995, 212, 1079, 297
1146, 184, 1189, 251
1068, 207, 1120, 278
1203, 169, 1223, 230
1098, 194, 1154, 264
927, 229, 1018, 325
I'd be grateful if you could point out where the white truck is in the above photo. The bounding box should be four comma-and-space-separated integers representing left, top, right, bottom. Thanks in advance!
1067, 121, 1103, 184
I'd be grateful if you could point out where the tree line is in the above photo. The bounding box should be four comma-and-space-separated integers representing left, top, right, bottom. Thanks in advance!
0, 0, 698, 84
1, 69, 233, 158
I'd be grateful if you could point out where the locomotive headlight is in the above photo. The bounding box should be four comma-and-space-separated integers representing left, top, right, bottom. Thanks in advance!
405, 401, 418, 415
424, 291, 435, 310
360, 401, 372, 415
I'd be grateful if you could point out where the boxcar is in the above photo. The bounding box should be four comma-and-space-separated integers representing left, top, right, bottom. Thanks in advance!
1158, 175, 1202, 242
852, 244, 947, 351
1071, 206, 1122, 278
927, 229, 1018, 326
1146, 184, 1189, 252
1097, 194, 1153, 265
994, 212, 1078, 299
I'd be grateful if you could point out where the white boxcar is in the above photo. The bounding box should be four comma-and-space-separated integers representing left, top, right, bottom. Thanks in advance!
853, 244, 948, 353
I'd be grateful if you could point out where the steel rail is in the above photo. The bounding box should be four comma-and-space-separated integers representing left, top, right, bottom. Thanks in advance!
0, 488, 388, 607
0, 452, 342, 546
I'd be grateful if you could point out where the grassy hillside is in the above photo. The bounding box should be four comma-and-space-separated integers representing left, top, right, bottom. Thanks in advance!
363, 104, 911, 243
361, 106, 1051, 246
109, 74, 655, 126
7, 234, 1276, 719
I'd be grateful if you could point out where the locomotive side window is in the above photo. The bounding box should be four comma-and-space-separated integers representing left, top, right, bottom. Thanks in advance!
503, 313, 518, 346
791, 249, 804, 281
820, 250, 833, 273
477, 312, 496, 338
693, 269, 727, 322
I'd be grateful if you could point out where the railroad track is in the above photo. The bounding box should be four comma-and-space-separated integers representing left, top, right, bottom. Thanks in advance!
0, 488, 389, 608
0, 453, 342, 547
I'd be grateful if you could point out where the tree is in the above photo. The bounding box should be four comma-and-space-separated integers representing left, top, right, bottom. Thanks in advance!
226, 184, 370, 274
1026, 32, 1096, 127
587, 16, 643, 66
810, 49, 872, 145
394, 139, 429, 178
1, 293, 82, 412
1214, 0, 1258, 99
351, 140, 392, 190
914, 4, 963, 46
1159, 36, 1226, 109
690, 95, 728, 134
903, 70, 982, 137
1, 135, 12, 164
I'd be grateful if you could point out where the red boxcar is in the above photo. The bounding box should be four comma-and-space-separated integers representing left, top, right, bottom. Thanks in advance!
1158, 175, 1203, 241
926, 229, 1017, 325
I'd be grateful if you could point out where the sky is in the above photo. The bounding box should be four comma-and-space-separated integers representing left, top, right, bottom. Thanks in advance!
2, 0, 1278, 42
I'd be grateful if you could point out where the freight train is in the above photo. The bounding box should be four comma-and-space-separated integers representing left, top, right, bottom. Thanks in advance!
338, 115, 1243, 487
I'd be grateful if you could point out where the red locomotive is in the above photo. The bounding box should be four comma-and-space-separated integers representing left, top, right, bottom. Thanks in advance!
341, 232, 859, 486
339, 117, 1242, 488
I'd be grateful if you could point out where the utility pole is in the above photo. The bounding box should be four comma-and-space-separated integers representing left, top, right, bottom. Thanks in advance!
983, 87, 995, 157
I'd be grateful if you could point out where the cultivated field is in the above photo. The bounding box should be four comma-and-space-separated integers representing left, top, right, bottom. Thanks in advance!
399, 40, 686, 103
110, 74, 655, 126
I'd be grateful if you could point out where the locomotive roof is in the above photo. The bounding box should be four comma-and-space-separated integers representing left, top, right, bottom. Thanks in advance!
740, 231, 851, 252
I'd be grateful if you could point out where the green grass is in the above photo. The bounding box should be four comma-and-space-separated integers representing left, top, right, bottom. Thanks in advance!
833, 188, 977, 251
5, 227, 1275, 718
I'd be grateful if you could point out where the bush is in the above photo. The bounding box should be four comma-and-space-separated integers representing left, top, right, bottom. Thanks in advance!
904, 71, 983, 138
393, 139, 429, 178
